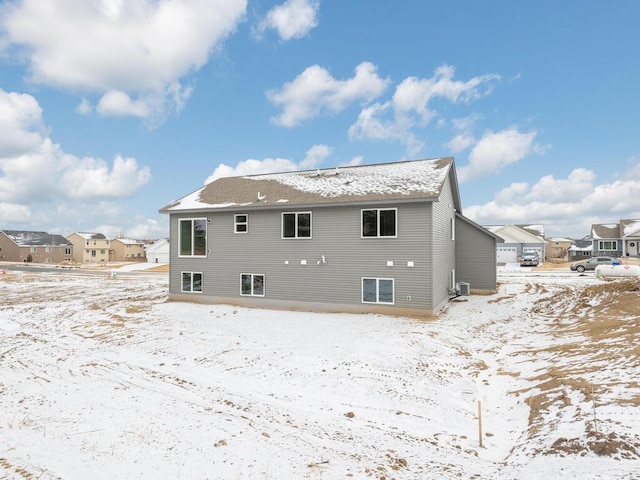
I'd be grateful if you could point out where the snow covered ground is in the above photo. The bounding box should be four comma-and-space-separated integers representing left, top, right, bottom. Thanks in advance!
1, 266, 638, 479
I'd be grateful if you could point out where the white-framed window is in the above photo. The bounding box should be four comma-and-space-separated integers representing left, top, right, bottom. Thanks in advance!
282, 212, 312, 239
234, 214, 248, 234
598, 240, 617, 251
45, 246, 51, 252
362, 277, 394, 304
181, 272, 203, 293
179, 218, 207, 257
65, 247, 71, 255
241, 273, 265, 296
30, 246, 37, 253
361, 208, 397, 238
450, 217, 455, 241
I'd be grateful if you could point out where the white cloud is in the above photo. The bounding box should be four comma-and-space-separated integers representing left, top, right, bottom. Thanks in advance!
0, 89, 48, 157
349, 65, 500, 156
0, 202, 31, 223
300, 144, 333, 168
205, 158, 298, 184
349, 102, 424, 156
76, 97, 92, 115
267, 62, 390, 127
457, 127, 543, 182
0, 88, 151, 205
256, 0, 319, 41
204, 144, 334, 184
464, 163, 640, 238
96, 90, 150, 118
443, 133, 475, 153
60, 155, 152, 199
0, 0, 246, 120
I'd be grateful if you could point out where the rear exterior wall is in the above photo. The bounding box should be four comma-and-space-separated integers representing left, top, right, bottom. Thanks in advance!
169, 201, 437, 315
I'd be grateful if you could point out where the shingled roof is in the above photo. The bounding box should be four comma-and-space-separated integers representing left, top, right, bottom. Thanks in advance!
2, 230, 73, 247
160, 157, 459, 213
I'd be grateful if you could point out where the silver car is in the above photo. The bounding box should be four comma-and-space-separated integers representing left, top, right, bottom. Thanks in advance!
570, 256, 617, 273
520, 253, 540, 267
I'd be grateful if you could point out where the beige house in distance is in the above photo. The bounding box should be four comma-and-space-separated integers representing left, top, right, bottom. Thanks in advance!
67, 232, 111, 263
0, 230, 73, 264
111, 238, 146, 262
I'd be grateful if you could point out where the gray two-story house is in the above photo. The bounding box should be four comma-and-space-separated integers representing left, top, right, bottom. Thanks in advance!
159, 157, 500, 316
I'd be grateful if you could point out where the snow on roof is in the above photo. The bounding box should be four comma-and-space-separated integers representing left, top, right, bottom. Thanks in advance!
2, 230, 73, 247
590, 223, 619, 240
75, 232, 109, 240
114, 238, 144, 245
161, 157, 455, 213
622, 219, 640, 237
568, 244, 593, 252
547, 237, 573, 243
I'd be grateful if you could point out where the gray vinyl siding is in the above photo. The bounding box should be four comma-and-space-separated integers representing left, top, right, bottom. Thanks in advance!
430, 176, 456, 311
455, 217, 497, 292
169, 201, 436, 312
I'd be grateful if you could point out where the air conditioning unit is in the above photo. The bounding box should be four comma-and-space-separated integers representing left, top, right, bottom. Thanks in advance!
456, 282, 470, 296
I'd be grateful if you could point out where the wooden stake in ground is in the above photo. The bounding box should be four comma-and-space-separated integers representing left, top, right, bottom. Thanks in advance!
478, 400, 483, 448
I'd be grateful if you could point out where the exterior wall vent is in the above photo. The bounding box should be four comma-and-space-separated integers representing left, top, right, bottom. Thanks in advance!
456, 282, 470, 296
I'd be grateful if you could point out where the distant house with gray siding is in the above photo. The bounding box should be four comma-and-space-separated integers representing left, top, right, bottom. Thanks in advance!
590, 219, 640, 257
484, 224, 545, 264
159, 157, 499, 317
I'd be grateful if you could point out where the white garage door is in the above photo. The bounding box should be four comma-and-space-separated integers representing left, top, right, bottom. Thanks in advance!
497, 247, 517, 263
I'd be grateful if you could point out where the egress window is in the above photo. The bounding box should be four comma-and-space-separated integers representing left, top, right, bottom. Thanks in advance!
179, 218, 207, 257
241, 274, 265, 296
282, 212, 311, 238
362, 208, 397, 237
362, 278, 394, 304
181, 272, 203, 293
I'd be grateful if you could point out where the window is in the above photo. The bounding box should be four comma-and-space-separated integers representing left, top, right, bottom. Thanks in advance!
30, 246, 37, 253
45, 246, 51, 252
450, 217, 455, 241
181, 272, 203, 293
362, 209, 397, 237
362, 278, 394, 304
179, 218, 207, 256
235, 214, 248, 234
282, 212, 311, 238
241, 274, 265, 296
91, 250, 96, 257
598, 240, 617, 251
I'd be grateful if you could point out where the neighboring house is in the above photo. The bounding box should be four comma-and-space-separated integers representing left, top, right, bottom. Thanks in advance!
0, 230, 73, 264
111, 238, 147, 262
568, 240, 593, 261
545, 237, 573, 261
590, 219, 640, 257
67, 232, 111, 263
145, 238, 170, 263
484, 224, 546, 263
159, 157, 501, 317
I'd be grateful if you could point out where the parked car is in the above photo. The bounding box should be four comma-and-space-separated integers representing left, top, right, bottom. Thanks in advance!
520, 253, 540, 267
570, 256, 617, 273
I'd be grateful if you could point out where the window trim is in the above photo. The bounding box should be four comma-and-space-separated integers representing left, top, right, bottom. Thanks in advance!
281, 212, 312, 239
598, 240, 618, 251
234, 214, 249, 234
361, 277, 395, 305
178, 217, 208, 258
181, 271, 203, 293
361, 208, 398, 238
240, 273, 265, 297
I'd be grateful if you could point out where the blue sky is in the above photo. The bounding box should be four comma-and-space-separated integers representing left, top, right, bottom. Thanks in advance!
0, 0, 639, 239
